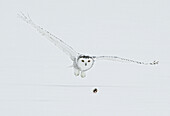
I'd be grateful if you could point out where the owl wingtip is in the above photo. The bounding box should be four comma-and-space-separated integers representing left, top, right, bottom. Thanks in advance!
152, 60, 159, 65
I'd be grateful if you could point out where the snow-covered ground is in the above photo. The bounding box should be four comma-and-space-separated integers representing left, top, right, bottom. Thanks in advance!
0, 0, 170, 116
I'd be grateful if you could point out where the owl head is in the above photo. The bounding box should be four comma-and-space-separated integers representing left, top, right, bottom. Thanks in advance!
77, 55, 94, 71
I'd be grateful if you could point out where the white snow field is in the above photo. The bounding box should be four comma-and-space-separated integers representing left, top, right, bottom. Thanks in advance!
0, 0, 170, 116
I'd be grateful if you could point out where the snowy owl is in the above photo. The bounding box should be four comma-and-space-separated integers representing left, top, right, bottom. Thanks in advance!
18, 12, 159, 78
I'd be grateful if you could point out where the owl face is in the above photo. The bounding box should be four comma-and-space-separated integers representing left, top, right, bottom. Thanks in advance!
77, 55, 94, 71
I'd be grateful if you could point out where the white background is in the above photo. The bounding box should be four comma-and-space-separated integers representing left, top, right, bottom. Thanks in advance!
0, 0, 170, 116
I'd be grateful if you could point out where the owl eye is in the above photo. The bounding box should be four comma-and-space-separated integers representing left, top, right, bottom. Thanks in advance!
88, 60, 90, 62
81, 60, 84, 62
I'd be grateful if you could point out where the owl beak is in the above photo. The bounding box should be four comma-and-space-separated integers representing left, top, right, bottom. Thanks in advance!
85, 63, 87, 66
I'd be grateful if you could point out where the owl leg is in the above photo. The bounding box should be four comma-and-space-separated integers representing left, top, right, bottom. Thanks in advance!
81, 71, 86, 78
74, 68, 80, 76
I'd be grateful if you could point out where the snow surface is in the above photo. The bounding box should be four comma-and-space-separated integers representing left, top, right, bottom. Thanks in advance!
0, 0, 170, 116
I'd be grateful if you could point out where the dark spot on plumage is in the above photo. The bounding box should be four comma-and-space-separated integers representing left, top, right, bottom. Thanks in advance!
92, 56, 96, 58
79, 55, 92, 59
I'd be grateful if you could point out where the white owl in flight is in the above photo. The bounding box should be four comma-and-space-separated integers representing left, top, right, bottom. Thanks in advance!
18, 12, 159, 78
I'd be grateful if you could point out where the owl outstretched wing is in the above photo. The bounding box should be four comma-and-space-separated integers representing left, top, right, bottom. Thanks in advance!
93, 56, 159, 65
18, 12, 79, 61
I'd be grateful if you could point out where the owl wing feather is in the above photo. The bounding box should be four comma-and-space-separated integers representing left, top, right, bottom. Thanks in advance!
93, 56, 159, 65
18, 12, 79, 61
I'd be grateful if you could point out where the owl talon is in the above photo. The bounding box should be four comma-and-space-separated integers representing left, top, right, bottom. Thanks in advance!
74, 72, 79, 76
74, 69, 80, 76
81, 71, 86, 78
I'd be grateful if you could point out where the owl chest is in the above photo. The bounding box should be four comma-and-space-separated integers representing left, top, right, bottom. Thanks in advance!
78, 64, 91, 71
74, 60, 93, 71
